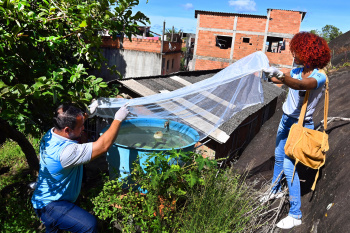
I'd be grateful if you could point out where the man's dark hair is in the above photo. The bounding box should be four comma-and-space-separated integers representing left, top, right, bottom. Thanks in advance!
53, 103, 83, 130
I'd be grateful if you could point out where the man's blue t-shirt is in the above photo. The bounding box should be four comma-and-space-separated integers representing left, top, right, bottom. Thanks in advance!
31, 129, 92, 209
282, 67, 326, 121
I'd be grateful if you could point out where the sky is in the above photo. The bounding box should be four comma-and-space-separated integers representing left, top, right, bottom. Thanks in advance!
131, 0, 350, 36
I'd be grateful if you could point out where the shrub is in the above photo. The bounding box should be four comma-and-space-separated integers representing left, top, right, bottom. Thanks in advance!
93, 150, 266, 232
93, 150, 217, 232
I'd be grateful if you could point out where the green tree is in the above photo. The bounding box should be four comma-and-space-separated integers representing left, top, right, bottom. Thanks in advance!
0, 0, 149, 172
310, 29, 321, 36
321, 25, 343, 42
310, 25, 342, 43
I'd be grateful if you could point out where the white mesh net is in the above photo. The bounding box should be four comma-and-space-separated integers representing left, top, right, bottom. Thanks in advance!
89, 51, 270, 142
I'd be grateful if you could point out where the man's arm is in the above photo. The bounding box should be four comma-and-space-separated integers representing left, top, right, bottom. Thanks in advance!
91, 104, 129, 160
91, 120, 122, 160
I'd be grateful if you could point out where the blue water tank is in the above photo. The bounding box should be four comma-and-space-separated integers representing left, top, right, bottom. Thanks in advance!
100, 118, 200, 180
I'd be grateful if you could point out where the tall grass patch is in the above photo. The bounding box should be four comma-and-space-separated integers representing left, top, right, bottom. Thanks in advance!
179, 166, 264, 232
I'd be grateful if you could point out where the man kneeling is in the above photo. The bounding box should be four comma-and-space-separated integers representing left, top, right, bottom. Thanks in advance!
32, 103, 129, 232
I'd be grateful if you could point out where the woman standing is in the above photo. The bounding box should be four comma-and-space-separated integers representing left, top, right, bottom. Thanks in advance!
262, 32, 331, 229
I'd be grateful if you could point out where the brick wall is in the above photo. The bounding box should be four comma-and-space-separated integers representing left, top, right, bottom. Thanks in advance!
101, 37, 121, 48
194, 9, 304, 70
236, 16, 266, 32
101, 37, 182, 54
199, 14, 235, 30
162, 53, 182, 75
266, 52, 294, 67
233, 34, 265, 60
162, 41, 182, 53
196, 31, 232, 59
265, 38, 293, 66
123, 38, 162, 53
268, 10, 302, 34
195, 59, 230, 70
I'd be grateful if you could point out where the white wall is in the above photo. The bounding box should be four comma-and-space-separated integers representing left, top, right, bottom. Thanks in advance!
95, 48, 163, 81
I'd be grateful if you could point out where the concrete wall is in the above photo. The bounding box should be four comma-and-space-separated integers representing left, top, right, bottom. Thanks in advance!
194, 9, 304, 70
95, 48, 162, 81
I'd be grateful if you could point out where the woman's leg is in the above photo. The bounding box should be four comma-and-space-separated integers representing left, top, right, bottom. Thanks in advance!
283, 155, 302, 219
283, 120, 314, 219
271, 114, 291, 193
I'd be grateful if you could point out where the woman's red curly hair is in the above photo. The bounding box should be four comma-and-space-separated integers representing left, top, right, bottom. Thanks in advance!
290, 32, 331, 69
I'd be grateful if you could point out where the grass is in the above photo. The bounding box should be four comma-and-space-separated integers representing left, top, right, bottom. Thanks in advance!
0, 136, 43, 232
0, 136, 40, 189
178, 167, 266, 233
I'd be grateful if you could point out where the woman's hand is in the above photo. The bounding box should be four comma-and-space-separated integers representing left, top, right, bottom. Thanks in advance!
263, 67, 285, 79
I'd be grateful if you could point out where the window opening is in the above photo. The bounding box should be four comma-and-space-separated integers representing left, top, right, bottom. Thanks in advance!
266, 36, 285, 53
172, 59, 174, 69
242, 37, 250, 43
216, 36, 232, 49
166, 60, 170, 71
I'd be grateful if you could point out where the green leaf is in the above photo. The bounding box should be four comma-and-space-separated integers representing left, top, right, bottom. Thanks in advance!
79, 20, 87, 28
99, 83, 108, 88
95, 77, 103, 83
42, 91, 53, 96
16, 98, 25, 103
85, 92, 92, 99
70, 75, 77, 83
0, 80, 7, 88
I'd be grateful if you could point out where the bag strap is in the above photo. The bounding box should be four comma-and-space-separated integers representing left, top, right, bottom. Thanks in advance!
311, 169, 320, 191
297, 69, 329, 131
297, 91, 310, 126
321, 70, 329, 130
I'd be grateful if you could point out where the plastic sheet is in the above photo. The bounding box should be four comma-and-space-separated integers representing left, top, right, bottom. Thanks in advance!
89, 51, 270, 141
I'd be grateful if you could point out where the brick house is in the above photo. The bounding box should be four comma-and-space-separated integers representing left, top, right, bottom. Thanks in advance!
193, 9, 306, 70
97, 36, 182, 81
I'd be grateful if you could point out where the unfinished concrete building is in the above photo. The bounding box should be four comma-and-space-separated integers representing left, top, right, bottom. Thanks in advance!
97, 36, 182, 81
193, 9, 306, 70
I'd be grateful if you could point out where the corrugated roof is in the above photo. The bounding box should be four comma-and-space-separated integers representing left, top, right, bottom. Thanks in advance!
195, 10, 267, 19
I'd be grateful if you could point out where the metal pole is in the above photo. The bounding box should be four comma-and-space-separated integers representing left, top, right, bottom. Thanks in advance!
161, 21, 166, 75
161, 20, 165, 53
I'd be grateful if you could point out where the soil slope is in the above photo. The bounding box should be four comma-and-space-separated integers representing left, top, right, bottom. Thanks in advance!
235, 66, 350, 232
328, 30, 350, 67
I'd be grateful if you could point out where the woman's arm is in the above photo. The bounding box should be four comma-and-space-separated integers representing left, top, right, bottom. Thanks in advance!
264, 67, 317, 90
271, 72, 317, 90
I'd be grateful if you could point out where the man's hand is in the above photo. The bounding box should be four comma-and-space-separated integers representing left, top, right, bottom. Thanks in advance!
263, 67, 284, 79
114, 103, 129, 122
